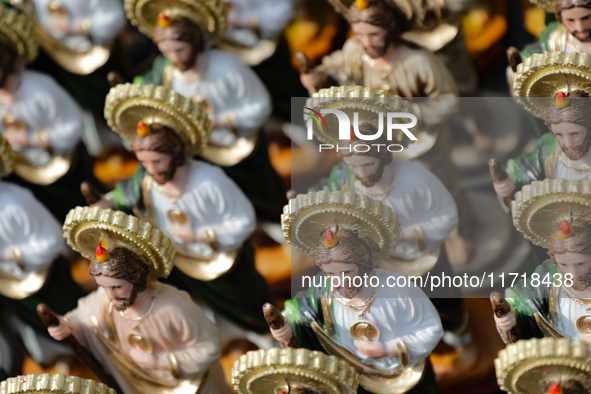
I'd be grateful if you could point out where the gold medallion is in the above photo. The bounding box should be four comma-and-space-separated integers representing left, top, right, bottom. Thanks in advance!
576, 315, 591, 335
128, 332, 154, 354
350, 322, 380, 342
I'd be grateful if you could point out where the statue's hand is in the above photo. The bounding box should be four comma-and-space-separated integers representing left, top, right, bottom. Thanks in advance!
493, 307, 516, 331
47, 316, 71, 341
354, 339, 392, 358
81, 182, 113, 209
4, 127, 30, 148
128, 346, 161, 370
300, 72, 323, 93
493, 177, 515, 198
579, 331, 591, 344
49, 13, 71, 34
270, 320, 293, 344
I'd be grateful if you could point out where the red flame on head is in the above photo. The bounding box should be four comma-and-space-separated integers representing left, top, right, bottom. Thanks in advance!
324, 229, 338, 248
158, 12, 171, 28
548, 383, 562, 394
349, 126, 357, 141
95, 239, 110, 263
556, 92, 570, 109
559, 220, 572, 237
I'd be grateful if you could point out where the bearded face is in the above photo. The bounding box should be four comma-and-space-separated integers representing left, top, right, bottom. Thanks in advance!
135, 150, 178, 185
111, 286, 140, 311
561, 6, 591, 43
321, 262, 366, 299
351, 21, 391, 59
342, 155, 387, 187
554, 252, 591, 292
156, 39, 200, 71
550, 123, 591, 161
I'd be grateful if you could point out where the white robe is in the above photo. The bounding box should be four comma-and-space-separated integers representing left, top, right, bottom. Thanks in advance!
555, 152, 591, 181
65, 282, 233, 394
146, 160, 256, 258
329, 269, 442, 373
353, 159, 458, 260
0, 181, 64, 278
0, 70, 82, 167
32, 0, 126, 49
555, 287, 589, 340
226, 0, 295, 45
169, 50, 271, 147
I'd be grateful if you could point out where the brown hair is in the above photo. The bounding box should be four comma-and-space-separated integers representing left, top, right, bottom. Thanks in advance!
556, 0, 591, 23
0, 44, 21, 88
89, 247, 150, 292
315, 228, 374, 273
337, 122, 394, 165
131, 123, 186, 168
347, 0, 412, 40
545, 90, 591, 130
539, 380, 587, 394
547, 218, 591, 261
153, 15, 206, 55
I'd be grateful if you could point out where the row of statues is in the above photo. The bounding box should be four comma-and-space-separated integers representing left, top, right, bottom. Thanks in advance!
1, 0, 591, 393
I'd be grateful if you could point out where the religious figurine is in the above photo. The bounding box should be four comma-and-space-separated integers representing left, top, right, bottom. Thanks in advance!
493, 58, 591, 209
274, 191, 443, 393
220, 0, 295, 64
89, 83, 272, 339
495, 338, 591, 394
0, 4, 99, 222
125, 0, 286, 222
0, 133, 84, 363
523, 0, 591, 57
0, 374, 117, 394
507, 0, 591, 91
232, 348, 359, 394
48, 206, 234, 394
308, 115, 477, 365
10, 0, 126, 75
299, 0, 474, 265
493, 178, 591, 345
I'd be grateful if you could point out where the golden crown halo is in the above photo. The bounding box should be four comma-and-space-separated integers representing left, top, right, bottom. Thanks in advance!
232, 348, 359, 394
0, 374, 116, 394
513, 52, 591, 119
326, 0, 415, 25
63, 206, 176, 278
281, 191, 400, 261
0, 4, 38, 63
512, 179, 591, 248
104, 83, 211, 155
304, 85, 416, 147
0, 133, 14, 177
124, 0, 229, 40
528, 0, 556, 12
495, 338, 591, 394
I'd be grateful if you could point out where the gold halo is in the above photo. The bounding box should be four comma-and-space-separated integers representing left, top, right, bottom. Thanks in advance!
0, 133, 14, 177
104, 83, 211, 155
0, 4, 38, 63
304, 85, 416, 147
528, 0, 556, 12
232, 348, 359, 394
495, 338, 591, 393
326, 0, 415, 24
513, 51, 591, 119
0, 374, 116, 394
63, 206, 176, 278
124, 0, 229, 40
512, 179, 591, 248
281, 191, 400, 261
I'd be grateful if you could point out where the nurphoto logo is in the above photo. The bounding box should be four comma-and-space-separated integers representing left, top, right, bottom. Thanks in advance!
304, 108, 418, 152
